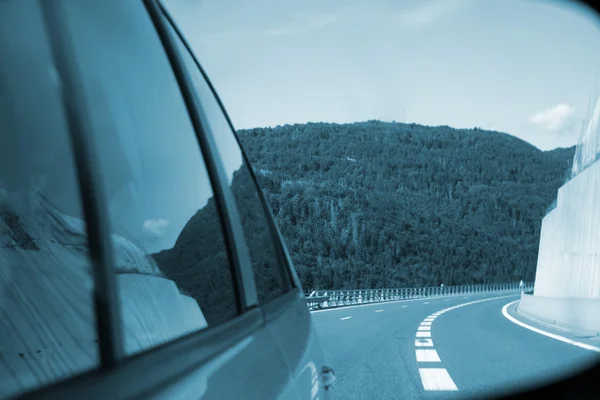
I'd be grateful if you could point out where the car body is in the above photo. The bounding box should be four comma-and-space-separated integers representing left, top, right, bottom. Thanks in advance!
0, 0, 332, 399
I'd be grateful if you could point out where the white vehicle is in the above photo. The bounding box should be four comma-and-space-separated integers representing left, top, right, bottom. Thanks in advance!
0, 1, 333, 399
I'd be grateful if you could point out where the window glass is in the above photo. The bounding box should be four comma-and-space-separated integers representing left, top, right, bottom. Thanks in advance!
61, 0, 238, 356
167, 22, 290, 304
0, 2, 98, 396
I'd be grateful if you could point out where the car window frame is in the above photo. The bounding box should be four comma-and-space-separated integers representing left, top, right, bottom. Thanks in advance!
16, 1, 265, 398
151, 2, 259, 312
157, 2, 302, 306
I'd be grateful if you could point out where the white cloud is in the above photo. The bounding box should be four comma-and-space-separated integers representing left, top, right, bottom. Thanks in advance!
396, 0, 472, 28
142, 218, 170, 236
263, 12, 339, 36
528, 104, 576, 132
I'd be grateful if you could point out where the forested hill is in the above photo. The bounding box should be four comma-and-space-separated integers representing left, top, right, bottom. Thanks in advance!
237, 121, 575, 291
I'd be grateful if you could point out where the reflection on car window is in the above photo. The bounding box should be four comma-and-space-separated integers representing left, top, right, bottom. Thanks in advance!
169, 26, 290, 304
0, 2, 98, 397
62, 0, 238, 356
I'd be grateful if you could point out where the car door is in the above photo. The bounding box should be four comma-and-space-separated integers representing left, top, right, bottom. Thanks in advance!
7, 0, 296, 399
155, 4, 332, 399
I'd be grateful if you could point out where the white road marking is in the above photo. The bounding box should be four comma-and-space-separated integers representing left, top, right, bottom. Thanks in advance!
501, 300, 600, 353
415, 338, 434, 347
340, 316, 352, 320
416, 349, 441, 362
419, 368, 458, 391
402, 305, 408, 308
413, 294, 519, 392
375, 309, 384, 313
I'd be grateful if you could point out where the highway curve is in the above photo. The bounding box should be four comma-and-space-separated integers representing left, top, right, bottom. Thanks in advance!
312, 292, 600, 400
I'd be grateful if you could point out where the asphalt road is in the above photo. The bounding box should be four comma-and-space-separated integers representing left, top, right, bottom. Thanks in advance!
312, 292, 600, 400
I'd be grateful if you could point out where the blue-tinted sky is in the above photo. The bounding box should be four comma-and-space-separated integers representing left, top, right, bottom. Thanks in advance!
164, 0, 600, 151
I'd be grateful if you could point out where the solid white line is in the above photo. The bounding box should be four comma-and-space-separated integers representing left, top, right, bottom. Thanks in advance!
340, 316, 352, 320
415, 338, 434, 347
416, 331, 431, 337
419, 368, 458, 390
501, 301, 600, 353
375, 309, 384, 313
418, 326, 431, 331
416, 349, 441, 362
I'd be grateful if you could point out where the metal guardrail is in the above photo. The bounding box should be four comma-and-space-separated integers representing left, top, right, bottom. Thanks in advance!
305, 282, 534, 311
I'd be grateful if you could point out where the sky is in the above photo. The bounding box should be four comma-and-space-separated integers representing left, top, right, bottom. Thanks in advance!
163, 0, 600, 151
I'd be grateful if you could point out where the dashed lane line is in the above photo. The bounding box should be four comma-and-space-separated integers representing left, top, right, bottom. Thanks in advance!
340, 316, 352, 320
416, 349, 441, 362
415, 338, 434, 347
419, 368, 458, 391
415, 294, 518, 392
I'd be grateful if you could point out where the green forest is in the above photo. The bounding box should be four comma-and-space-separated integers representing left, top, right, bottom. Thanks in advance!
237, 120, 575, 291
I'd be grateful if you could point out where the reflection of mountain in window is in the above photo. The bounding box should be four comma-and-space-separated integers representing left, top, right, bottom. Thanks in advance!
230, 165, 284, 304
151, 194, 236, 326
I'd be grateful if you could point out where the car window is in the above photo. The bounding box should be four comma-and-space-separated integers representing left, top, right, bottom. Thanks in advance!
164, 20, 291, 305
0, 1, 99, 397
60, 0, 239, 356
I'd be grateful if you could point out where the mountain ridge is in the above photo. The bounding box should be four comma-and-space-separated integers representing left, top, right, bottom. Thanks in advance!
237, 120, 575, 290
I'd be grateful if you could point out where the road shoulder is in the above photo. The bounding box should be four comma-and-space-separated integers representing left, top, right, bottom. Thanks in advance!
505, 300, 600, 352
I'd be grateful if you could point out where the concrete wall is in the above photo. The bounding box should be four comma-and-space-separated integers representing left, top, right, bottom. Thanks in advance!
533, 159, 600, 298
0, 191, 210, 397
119, 274, 207, 355
519, 293, 600, 336
0, 272, 207, 398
